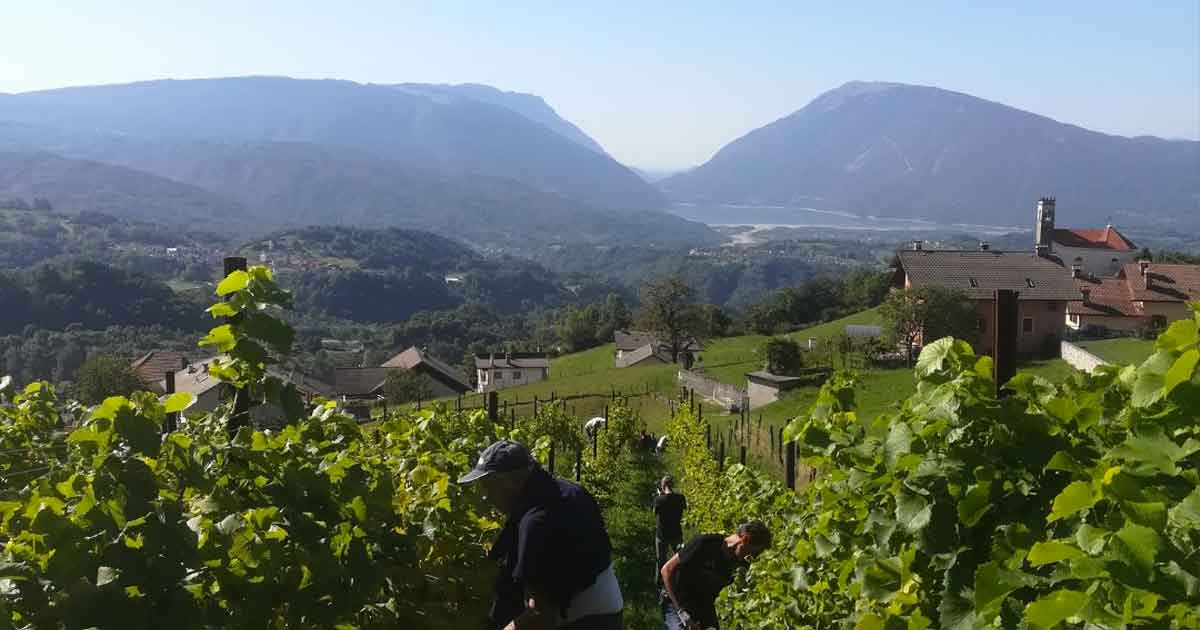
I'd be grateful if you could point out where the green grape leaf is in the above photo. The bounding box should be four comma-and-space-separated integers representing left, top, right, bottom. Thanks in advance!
1028, 541, 1086, 566
896, 491, 931, 532
1111, 522, 1162, 576
199, 324, 237, 352
1048, 481, 1097, 523
915, 337, 957, 378
1112, 426, 1199, 476
1157, 318, 1198, 351
957, 481, 992, 526
1169, 488, 1200, 530
206, 302, 239, 318
96, 566, 120, 587
163, 392, 196, 414
216, 270, 250, 296
1025, 589, 1088, 629
975, 561, 1040, 618
1164, 349, 1199, 396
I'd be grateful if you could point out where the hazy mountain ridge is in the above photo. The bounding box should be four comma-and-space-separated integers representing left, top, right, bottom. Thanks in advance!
391, 82, 608, 155
659, 81, 1200, 229
0, 77, 718, 248
0, 76, 666, 211
0, 150, 246, 227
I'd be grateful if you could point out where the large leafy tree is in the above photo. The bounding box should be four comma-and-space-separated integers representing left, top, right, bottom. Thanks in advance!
74, 354, 144, 404
636, 275, 703, 364
382, 369, 434, 405
880, 285, 977, 365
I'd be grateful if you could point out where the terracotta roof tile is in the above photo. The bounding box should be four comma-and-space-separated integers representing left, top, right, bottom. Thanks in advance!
1068, 276, 1140, 317
1053, 227, 1136, 251
1124, 263, 1200, 302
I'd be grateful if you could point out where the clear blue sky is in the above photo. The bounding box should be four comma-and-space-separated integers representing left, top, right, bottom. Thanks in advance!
1, 1, 1195, 169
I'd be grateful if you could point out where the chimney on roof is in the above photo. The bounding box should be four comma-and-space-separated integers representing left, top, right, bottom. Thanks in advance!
1139, 260, 1152, 289
911, 240, 923, 251
979, 241, 990, 251
1035, 197, 1056, 254
489, 352, 495, 368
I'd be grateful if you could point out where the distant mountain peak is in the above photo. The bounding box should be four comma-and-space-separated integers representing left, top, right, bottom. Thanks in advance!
390, 82, 608, 156
660, 81, 1199, 231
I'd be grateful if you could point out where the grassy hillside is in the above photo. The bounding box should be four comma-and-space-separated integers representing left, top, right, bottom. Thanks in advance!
436, 307, 1081, 474
698, 307, 884, 386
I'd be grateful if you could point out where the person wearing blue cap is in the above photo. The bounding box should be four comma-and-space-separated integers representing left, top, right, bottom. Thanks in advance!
459, 439, 624, 629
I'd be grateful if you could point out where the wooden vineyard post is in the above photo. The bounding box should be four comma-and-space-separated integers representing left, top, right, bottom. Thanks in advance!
592, 425, 599, 459
769, 425, 775, 456
223, 256, 250, 434
487, 391, 498, 422
718, 439, 725, 472
778, 427, 785, 464
510, 407, 515, 430
994, 289, 1020, 398
786, 441, 796, 489
162, 369, 178, 434
740, 445, 747, 466
575, 449, 583, 483
548, 441, 556, 476
706, 423, 711, 449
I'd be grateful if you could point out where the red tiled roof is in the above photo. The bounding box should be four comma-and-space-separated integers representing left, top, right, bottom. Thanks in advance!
1124, 263, 1200, 302
1067, 276, 1140, 317
1052, 226, 1136, 251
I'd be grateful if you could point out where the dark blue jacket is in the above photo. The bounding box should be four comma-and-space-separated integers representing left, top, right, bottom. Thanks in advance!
487, 466, 612, 629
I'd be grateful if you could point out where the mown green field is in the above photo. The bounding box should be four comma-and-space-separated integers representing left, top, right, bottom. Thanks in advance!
1074, 337, 1156, 366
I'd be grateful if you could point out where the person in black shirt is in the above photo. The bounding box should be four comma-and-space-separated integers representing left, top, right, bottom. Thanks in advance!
660, 521, 772, 630
653, 475, 686, 584
459, 440, 624, 629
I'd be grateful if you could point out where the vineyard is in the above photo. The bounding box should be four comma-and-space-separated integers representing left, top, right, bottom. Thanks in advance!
668, 315, 1200, 629
0, 267, 659, 629
2, 264, 1199, 630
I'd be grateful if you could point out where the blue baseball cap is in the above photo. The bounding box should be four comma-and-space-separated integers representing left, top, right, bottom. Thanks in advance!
457, 439, 534, 483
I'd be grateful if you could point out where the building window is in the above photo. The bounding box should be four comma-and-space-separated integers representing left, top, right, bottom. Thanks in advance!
512, 371, 522, 380
1026, 279, 1036, 288
1022, 317, 1034, 334
495, 371, 503, 380
480, 371, 488, 384
977, 317, 986, 333
968, 278, 979, 288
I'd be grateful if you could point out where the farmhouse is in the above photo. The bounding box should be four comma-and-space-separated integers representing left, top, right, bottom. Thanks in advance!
475, 352, 550, 393
335, 346, 471, 402
894, 248, 1081, 357
130, 350, 189, 394
1068, 261, 1200, 333
614, 331, 701, 368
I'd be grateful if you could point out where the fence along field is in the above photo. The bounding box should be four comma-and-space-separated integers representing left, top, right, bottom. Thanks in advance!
0, 263, 651, 629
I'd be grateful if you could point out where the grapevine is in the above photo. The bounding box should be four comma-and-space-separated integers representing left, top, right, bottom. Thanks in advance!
669, 306, 1200, 630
